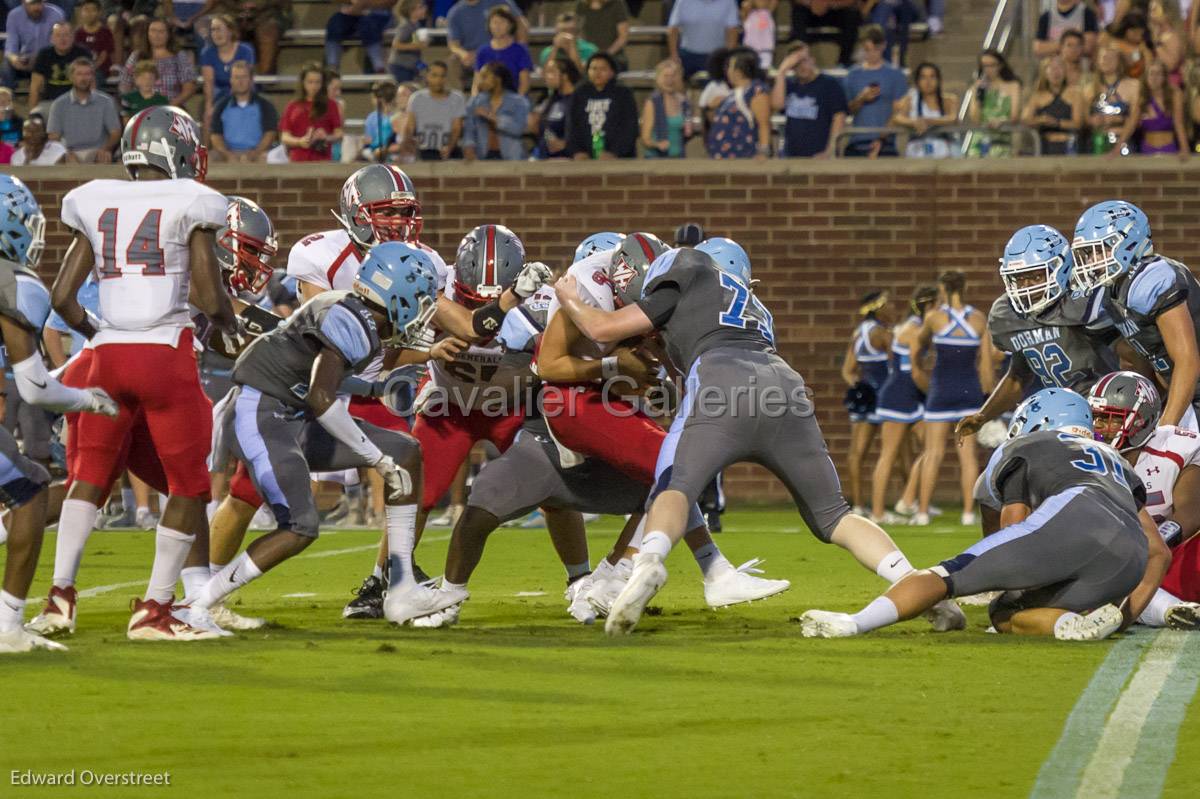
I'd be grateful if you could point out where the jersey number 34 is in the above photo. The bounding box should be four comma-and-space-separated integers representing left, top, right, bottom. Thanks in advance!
97, 208, 166, 277
718, 273, 775, 345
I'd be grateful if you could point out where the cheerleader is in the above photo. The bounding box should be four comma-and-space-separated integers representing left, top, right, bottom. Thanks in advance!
840, 291, 894, 513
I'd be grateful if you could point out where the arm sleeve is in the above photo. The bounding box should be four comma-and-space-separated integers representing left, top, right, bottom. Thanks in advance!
724, 0, 739, 26
1127, 262, 1186, 317
636, 284, 683, 328
314, 303, 374, 366
315, 399, 384, 465
667, 1, 681, 26
12, 353, 97, 413
260, 95, 280, 130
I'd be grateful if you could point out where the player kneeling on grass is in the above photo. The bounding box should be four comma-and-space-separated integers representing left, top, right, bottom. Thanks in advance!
184, 242, 464, 632
803, 388, 1171, 641
553, 238, 964, 637
1088, 371, 1200, 629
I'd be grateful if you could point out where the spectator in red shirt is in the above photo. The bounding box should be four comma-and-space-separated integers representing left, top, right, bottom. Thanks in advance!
74, 0, 113, 75
280, 61, 343, 161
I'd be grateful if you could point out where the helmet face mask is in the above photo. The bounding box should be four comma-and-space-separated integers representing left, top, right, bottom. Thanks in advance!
1001, 256, 1064, 316
1087, 371, 1162, 451
0, 175, 46, 268
1069, 232, 1124, 291
353, 198, 422, 244
352, 241, 438, 348
1070, 201, 1152, 292
339, 165, 423, 248
215, 196, 277, 295
609, 232, 666, 307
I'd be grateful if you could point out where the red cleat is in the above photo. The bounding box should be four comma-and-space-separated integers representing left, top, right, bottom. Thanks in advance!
25, 585, 78, 637
127, 597, 221, 641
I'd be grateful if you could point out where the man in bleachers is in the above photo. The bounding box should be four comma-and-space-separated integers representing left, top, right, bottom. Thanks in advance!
28, 21, 92, 114
210, 59, 279, 162
790, 0, 860, 69
325, 0, 393, 74
4, 0, 66, 89
46, 56, 120, 163
842, 24, 906, 157
667, 0, 741, 80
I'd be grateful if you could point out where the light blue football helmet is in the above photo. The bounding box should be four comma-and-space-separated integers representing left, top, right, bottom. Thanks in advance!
696, 237, 751, 285
352, 241, 437, 347
573, 231, 623, 263
999, 224, 1072, 317
1070, 200, 1153, 291
0, 174, 45, 268
1008, 388, 1094, 440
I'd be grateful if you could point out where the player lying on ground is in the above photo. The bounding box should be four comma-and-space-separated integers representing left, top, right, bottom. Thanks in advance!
183, 242, 459, 632
0, 175, 117, 653
1088, 371, 1200, 629
802, 388, 1171, 641
552, 238, 963, 636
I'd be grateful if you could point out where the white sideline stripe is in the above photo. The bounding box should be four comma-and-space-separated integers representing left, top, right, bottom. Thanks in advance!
1074, 632, 1187, 799
69, 535, 451, 596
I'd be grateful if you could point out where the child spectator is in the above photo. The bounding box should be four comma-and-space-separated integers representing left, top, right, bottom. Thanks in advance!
540, 11, 596, 70
0, 88, 24, 149
74, 0, 113, 74
475, 6, 531, 95
362, 78, 402, 161
120, 59, 167, 122
280, 61, 343, 162
389, 0, 428, 83
741, 0, 776, 70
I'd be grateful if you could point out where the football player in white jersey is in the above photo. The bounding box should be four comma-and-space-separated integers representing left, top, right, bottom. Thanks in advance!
1089, 371, 1200, 629
50, 106, 240, 642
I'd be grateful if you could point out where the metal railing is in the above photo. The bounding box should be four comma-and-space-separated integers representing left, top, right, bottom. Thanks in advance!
957, 0, 1031, 123
832, 123, 1042, 157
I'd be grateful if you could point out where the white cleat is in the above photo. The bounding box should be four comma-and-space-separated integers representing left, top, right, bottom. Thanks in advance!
893, 500, 917, 516
704, 559, 790, 608
134, 507, 159, 530
172, 605, 234, 638
0, 626, 68, 653
851, 505, 868, 516
384, 582, 468, 626
908, 512, 931, 526
799, 610, 859, 638
924, 599, 967, 632
410, 602, 462, 628
25, 585, 77, 637
249, 505, 277, 530
210, 604, 267, 631
565, 576, 596, 624
1054, 605, 1124, 641
605, 553, 667, 637
587, 559, 631, 618
1165, 602, 1200, 630
127, 598, 221, 641
959, 590, 1002, 607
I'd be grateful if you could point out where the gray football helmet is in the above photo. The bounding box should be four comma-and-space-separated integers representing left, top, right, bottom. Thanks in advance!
216, 196, 278, 294
121, 105, 207, 181
1087, 370, 1162, 451
609, 232, 667, 307
453, 224, 525, 306
336, 164, 422, 248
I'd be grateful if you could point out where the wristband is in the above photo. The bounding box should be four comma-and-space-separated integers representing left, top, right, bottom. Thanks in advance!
1158, 520, 1183, 547
601, 355, 619, 380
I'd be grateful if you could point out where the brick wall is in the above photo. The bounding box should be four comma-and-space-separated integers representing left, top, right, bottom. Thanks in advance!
16, 159, 1198, 504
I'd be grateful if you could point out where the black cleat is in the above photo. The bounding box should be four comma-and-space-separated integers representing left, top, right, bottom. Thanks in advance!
706, 511, 722, 533
1165, 602, 1200, 630
343, 575, 385, 619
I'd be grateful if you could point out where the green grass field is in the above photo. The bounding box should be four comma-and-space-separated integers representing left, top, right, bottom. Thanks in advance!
4, 510, 1199, 799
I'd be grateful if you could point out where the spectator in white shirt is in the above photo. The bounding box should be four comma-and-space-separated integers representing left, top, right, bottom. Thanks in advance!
10, 116, 67, 165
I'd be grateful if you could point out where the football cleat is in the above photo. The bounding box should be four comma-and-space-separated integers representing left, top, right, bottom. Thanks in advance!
409, 601, 462, 629
1164, 602, 1200, 631
518, 509, 546, 528
25, 585, 77, 637
605, 552, 667, 636
127, 598, 222, 641
210, 603, 267, 631
799, 610, 859, 638
565, 576, 596, 624
135, 507, 159, 530
384, 582, 468, 626
172, 604, 234, 638
0, 626, 68, 653
1053, 605, 1124, 641
958, 590, 1002, 607
704, 559, 790, 608
343, 574, 386, 619
924, 599, 967, 632
586, 558, 631, 617
98, 504, 134, 529
427, 504, 464, 528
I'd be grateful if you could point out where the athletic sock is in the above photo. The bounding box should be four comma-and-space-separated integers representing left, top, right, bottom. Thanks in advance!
52, 499, 99, 589
692, 542, 733, 579
875, 549, 915, 584
145, 525, 196, 603
206, 499, 219, 521
851, 596, 899, 633
0, 590, 25, 632
441, 578, 467, 593
372, 564, 385, 580
565, 561, 591, 581
209, 562, 225, 577
629, 516, 646, 550
194, 551, 263, 609
385, 503, 418, 590
1138, 588, 1177, 627
180, 566, 212, 602
640, 531, 673, 560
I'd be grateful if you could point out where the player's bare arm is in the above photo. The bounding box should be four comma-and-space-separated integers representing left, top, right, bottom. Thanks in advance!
1170, 465, 1200, 541
189, 228, 238, 333
1120, 508, 1173, 629
957, 355, 1030, 443
50, 233, 99, 341
909, 316, 934, 394
553, 274, 654, 344
1156, 303, 1200, 427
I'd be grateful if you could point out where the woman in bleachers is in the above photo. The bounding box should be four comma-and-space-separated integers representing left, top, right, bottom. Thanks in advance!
1087, 45, 1139, 153
474, 6, 532, 95
706, 48, 770, 159
463, 62, 530, 160
965, 48, 1021, 156
1102, 9, 1152, 79
118, 17, 197, 109
1148, 0, 1184, 87
640, 58, 692, 158
891, 62, 957, 157
529, 56, 578, 159
1127, 58, 1189, 156
200, 14, 255, 127
183, 0, 290, 75
279, 61, 343, 161
1020, 55, 1084, 155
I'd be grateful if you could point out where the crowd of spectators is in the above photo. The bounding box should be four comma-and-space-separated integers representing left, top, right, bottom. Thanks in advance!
0, 0, 1198, 164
